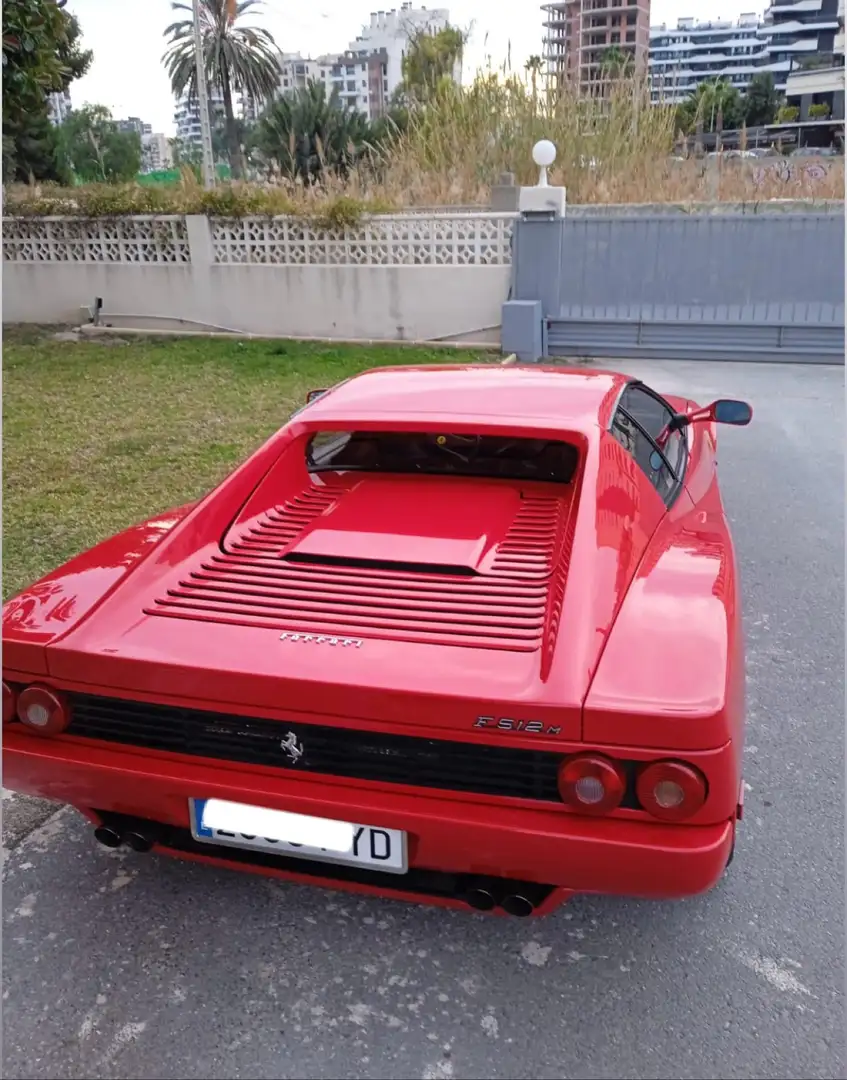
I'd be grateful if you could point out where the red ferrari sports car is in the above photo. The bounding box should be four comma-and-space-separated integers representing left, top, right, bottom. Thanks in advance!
3, 364, 751, 917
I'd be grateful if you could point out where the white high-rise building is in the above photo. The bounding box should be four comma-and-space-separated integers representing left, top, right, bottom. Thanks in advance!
649, 15, 769, 104
244, 4, 458, 122
759, 0, 843, 92
142, 133, 174, 173
650, 3, 845, 105
347, 4, 456, 113
47, 89, 72, 125
174, 90, 226, 148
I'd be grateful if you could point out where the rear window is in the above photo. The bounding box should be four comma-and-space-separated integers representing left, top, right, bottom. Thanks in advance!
306, 431, 579, 484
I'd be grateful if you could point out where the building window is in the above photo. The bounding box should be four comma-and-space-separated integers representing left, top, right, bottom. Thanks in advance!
626, 29, 636, 42
627, 12, 636, 24
347, 80, 356, 92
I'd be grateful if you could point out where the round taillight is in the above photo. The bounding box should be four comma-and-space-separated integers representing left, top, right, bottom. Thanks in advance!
16, 686, 70, 736
558, 754, 626, 815
3, 682, 16, 724
636, 761, 707, 822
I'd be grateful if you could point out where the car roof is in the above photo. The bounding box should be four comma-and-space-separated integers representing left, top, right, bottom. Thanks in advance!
299, 364, 630, 434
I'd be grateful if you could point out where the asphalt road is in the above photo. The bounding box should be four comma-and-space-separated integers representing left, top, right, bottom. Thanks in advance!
3, 358, 844, 1080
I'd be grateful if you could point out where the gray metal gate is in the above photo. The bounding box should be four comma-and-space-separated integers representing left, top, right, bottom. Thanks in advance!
509, 212, 845, 364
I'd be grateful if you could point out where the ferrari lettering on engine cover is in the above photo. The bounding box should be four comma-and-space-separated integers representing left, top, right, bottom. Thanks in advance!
279, 632, 363, 648
474, 716, 563, 736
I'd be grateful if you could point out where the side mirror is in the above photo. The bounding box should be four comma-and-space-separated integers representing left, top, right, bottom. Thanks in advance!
673, 398, 753, 429
712, 399, 753, 426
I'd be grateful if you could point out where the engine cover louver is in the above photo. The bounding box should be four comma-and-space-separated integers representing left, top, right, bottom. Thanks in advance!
146, 484, 575, 652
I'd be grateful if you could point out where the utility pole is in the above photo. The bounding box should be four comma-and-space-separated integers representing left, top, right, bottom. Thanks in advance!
192, 0, 216, 189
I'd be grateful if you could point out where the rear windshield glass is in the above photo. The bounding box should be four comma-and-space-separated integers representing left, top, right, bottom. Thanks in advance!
306, 431, 579, 483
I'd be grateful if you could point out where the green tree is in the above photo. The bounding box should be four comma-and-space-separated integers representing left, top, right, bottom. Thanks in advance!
743, 72, 779, 126
212, 114, 252, 166
252, 80, 375, 183
56, 105, 142, 183
398, 25, 465, 105
2, 1, 92, 181
162, 0, 280, 180
676, 79, 744, 134
170, 136, 203, 176
525, 54, 543, 109
600, 44, 633, 78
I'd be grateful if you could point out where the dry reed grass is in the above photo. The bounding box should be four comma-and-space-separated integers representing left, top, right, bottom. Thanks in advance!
4, 72, 843, 215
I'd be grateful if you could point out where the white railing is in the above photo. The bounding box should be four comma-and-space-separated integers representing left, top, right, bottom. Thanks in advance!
2, 212, 517, 268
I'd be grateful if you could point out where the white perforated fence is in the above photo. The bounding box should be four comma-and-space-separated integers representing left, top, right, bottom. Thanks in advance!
210, 213, 515, 266
2, 216, 191, 263
2, 213, 516, 267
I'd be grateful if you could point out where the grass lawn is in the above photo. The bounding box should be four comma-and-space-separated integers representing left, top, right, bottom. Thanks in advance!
2, 328, 492, 600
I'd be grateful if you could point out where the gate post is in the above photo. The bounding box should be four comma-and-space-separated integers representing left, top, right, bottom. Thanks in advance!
501, 141, 566, 363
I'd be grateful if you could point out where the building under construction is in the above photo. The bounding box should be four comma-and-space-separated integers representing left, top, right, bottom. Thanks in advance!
542, 0, 651, 94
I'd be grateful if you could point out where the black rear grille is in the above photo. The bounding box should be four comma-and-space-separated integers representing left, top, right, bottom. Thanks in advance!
66, 693, 566, 803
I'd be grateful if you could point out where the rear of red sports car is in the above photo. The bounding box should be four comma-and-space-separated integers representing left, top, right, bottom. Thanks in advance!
2, 366, 744, 916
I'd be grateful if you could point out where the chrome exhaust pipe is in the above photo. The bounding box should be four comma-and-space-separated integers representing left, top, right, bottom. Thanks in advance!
501, 893, 536, 917
123, 830, 155, 853
93, 825, 122, 849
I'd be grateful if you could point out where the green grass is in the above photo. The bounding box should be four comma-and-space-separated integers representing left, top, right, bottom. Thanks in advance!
2, 328, 492, 600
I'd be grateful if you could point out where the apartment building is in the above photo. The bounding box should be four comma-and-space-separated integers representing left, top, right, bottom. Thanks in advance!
116, 116, 152, 137
242, 4, 456, 122
759, 0, 843, 91
141, 132, 174, 173
47, 89, 72, 125
542, 0, 651, 93
650, 1, 844, 105
649, 15, 768, 104
781, 0, 845, 120
173, 90, 226, 147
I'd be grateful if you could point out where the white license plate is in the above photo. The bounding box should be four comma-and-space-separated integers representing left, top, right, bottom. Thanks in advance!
189, 798, 408, 874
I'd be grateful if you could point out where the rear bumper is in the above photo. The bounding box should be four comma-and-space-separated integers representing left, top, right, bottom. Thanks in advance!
4, 731, 733, 913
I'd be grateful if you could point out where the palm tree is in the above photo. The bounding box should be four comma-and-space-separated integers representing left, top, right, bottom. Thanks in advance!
162, 0, 280, 180
600, 44, 633, 78
525, 55, 543, 110
252, 80, 375, 184
677, 79, 744, 134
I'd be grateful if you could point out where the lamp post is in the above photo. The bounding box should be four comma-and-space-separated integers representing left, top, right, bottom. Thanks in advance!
532, 139, 557, 186
191, 0, 216, 189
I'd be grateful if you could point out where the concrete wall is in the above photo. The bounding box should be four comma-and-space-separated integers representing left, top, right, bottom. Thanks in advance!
1, 212, 515, 344
3, 263, 510, 343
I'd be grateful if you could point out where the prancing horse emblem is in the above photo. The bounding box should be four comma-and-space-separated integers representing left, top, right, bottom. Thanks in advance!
280, 731, 304, 764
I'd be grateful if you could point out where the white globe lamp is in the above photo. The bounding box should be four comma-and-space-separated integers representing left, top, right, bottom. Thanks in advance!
532, 139, 557, 187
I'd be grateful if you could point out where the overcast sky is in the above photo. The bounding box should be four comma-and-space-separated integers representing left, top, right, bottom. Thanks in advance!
67, 0, 758, 135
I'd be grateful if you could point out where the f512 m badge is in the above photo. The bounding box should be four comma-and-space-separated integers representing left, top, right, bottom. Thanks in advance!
474, 716, 562, 736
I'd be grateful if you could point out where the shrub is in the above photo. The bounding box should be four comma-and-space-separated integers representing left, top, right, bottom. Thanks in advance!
2, 181, 395, 227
